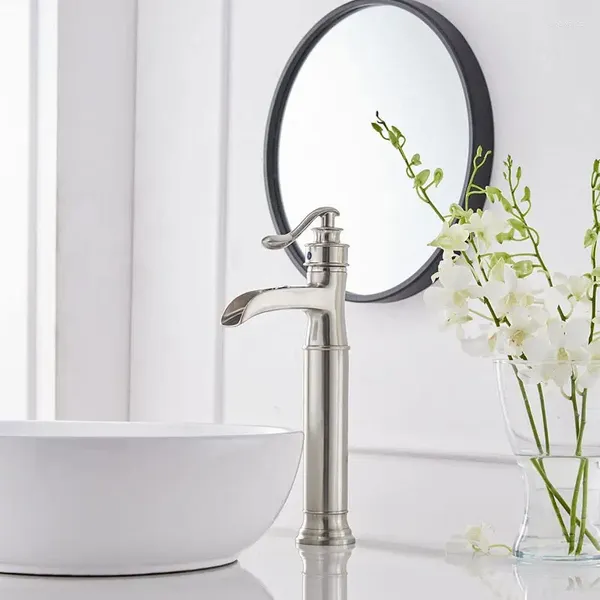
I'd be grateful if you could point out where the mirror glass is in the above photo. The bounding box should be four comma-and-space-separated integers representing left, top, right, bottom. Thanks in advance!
267, 1, 493, 302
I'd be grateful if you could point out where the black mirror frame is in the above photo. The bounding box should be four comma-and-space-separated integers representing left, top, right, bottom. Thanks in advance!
264, 0, 494, 303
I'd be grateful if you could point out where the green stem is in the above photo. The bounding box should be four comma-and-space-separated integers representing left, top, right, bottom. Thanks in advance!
478, 252, 538, 258
571, 376, 580, 440
376, 117, 503, 329
570, 167, 600, 556
506, 159, 566, 321
590, 173, 599, 343
544, 471, 570, 546
576, 390, 588, 457
460, 253, 501, 326
590, 261, 598, 342
380, 122, 446, 223
512, 365, 543, 454
469, 309, 494, 322
515, 375, 568, 546
465, 152, 490, 212
507, 165, 552, 287
471, 239, 489, 282
531, 459, 600, 550
488, 543, 513, 554
537, 384, 550, 454
569, 460, 586, 553
576, 459, 590, 555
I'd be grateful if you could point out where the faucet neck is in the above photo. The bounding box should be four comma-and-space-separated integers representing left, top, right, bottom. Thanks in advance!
304, 270, 347, 348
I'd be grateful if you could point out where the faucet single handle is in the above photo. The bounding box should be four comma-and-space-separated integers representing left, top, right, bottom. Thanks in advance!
261, 207, 340, 250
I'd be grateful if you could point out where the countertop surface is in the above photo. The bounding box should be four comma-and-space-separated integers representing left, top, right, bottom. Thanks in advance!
0, 530, 598, 599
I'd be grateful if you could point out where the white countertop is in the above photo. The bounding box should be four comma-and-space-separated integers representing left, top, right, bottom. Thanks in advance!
0, 530, 598, 599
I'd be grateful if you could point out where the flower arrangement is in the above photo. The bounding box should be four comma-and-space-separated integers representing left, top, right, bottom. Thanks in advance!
372, 111, 600, 559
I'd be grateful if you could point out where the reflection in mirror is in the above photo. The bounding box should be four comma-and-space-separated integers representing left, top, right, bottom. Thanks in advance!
266, 0, 493, 302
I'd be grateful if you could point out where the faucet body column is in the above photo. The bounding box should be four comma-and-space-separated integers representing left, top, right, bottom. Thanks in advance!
298, 269, 354, 546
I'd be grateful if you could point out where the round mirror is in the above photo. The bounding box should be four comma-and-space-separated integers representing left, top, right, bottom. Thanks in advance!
265, 0, 493, 302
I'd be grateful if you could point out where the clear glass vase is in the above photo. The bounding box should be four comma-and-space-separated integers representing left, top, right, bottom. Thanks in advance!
495, 359, 600, 562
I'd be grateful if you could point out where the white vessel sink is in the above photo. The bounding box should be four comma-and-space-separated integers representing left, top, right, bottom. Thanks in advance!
0, 421, 302, 576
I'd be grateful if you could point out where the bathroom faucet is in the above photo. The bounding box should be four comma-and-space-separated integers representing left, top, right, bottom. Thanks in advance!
221, 207, 355, 547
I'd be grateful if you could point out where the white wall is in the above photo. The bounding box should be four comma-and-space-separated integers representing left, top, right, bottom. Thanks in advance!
56, 0, 137, 420
52, 0, 230, 423
218, 0, 600, 544
0, 0, 33, 419
129, 0, 227, 422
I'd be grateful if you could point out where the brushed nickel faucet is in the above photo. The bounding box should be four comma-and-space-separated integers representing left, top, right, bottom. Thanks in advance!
221, 206, 355, 547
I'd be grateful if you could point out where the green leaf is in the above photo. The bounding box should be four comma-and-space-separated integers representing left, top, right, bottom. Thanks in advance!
500, 196, 513, 212
591, 267, 600, 278
448, 204, 473, 222
489, 252, 514, 268
496, 231, 514, 244
449, 203, 465, 218
522, 186, 531, 203
513, 260, 534, 278
433, 168, 444, 187
413, 169, 431, 189
485, 186, 502, 202
584, 228, 598, 248
489, 259, 506, 282
594, 159, 600, 173
508, 218, 527, 236
475, 146, 483, 159
371, 122, 383, 134
516, 166, 522, 180
410, 153, 422, 166
390, 126, 401, 137
486, 186, 511, 211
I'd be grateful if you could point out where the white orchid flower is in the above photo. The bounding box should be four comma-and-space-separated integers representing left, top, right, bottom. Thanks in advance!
459, 325, 498, 358
543, 285, 571, 315
464, 210, 507, 249
445, 523, 496, 555
547, 319, 589, 362
578, 339, 600, 389
482, 261, 536, 319
424, 258, 480, 327
555, 273, 592, 306
428, 222, 469, 258
497, 307, 545, 357
464, 523, 494, 553
520, 319, 590, 386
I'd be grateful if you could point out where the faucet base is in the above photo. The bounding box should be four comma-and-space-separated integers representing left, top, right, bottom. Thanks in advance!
296, 512, 356, 547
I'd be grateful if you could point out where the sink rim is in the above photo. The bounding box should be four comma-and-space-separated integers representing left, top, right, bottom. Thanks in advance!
0, 420, 303, 439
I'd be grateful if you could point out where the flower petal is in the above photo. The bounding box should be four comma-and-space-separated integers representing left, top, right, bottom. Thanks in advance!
522, 335, 552, 361
461, 332, 493, 357
564, 318, 590, 350
546, 320, 565, 348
